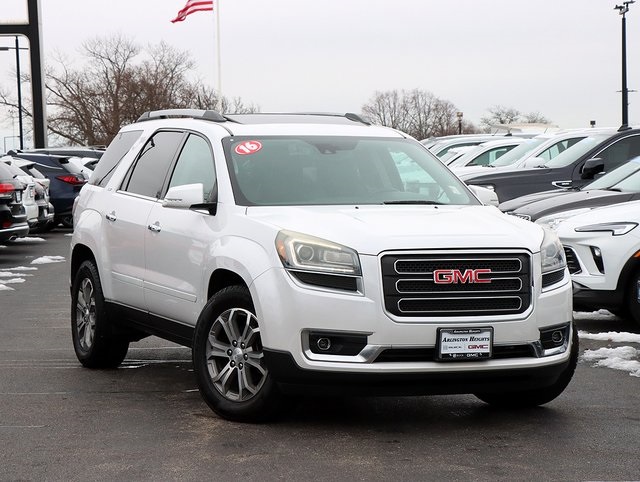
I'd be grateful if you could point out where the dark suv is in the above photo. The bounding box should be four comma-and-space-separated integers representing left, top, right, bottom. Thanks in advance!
0, 162, 28, 242
460, 129, 640, 203
10, 152, 87, 228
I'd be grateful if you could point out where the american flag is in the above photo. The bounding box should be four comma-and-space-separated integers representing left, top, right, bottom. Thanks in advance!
171, 0, 214, 23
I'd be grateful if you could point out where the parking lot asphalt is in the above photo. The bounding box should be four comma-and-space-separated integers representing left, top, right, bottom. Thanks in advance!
1, 231, 639, 481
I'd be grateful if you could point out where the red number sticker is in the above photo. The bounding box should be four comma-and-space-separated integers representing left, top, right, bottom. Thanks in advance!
234, 140, 263, 155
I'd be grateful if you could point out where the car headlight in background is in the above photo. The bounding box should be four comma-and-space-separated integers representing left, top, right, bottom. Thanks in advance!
541, 227, 566, 274
276, 230, 362, 276
574, 222, 638, 236
536, 208, 592, 231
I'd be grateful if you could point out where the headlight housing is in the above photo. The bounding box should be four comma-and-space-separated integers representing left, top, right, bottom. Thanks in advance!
574, 222, 638, 236
541, 227, 566, 274
276, 230, 362, 276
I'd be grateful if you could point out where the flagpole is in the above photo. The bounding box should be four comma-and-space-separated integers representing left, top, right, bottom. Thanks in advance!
215, 0, 222, 105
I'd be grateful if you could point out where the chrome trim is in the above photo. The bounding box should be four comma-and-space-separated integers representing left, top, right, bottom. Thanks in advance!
395, 276, 523, 294
398, 296, 523, 313
393, 257, 523, 275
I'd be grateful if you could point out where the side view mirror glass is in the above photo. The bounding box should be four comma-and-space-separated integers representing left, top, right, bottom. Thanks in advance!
581, 158, 604, 179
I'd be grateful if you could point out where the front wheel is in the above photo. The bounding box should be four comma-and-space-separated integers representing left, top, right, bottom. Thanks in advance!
192, 285, 282, 422
475, 325, 579, 408
626, 270, 640, 326
71, 260, 129, 368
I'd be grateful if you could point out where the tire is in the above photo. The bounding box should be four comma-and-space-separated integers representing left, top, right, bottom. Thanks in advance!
474, 325, 579, 408
192, 285, 282, 422
71, 260, 129, 368
626, 270, 640, 325
60, 215, 74, 229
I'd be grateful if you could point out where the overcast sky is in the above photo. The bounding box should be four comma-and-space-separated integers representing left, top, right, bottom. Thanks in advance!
0, 0, 638, 148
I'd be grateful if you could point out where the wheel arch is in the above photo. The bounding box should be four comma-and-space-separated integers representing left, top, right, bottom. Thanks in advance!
70, 243, 97, 288
207, 268, 249, 300
615, 253, 640, 301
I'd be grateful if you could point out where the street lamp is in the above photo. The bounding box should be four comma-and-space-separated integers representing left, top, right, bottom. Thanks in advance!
615, 1, 634, 131
456, 112, 464, 135
0, 36, 27, 149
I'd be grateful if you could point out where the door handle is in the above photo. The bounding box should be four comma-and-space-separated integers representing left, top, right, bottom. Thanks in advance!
105, 212, 116, 222
147, 222, 161, 233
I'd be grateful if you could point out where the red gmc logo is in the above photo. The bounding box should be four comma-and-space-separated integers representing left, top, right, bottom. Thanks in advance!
433, 268, 492, 284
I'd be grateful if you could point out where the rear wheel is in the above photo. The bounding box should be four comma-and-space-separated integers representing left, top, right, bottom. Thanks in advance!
475, 325, 579, 408
71, 260, 129, 368
192, 285, 281, 422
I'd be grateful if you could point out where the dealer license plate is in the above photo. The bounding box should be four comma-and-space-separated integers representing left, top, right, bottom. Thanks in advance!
437, 327, 493, 361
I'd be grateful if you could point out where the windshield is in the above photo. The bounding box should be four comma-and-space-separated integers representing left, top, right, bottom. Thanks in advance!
490, 138, 547, 167
586, 156, 640, 190
224, 136, 478, 206
544, 133, 613, 168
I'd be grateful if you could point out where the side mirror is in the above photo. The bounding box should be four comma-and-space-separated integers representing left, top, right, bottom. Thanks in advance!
469, 185, 499, 207
523, 157, 546, 168
162, 183, 204, 209
581, 158, 604, 179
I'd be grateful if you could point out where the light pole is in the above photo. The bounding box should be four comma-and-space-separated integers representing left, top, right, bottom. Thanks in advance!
0, 36, 27, 149
456, 112, 464, 135
615, 1, 634, 131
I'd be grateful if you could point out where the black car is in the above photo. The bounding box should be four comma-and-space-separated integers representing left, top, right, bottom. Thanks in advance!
0, 162, 28, 243
10, 152, 87, 228
500, 156, 640, 221
461, 128, 640, 203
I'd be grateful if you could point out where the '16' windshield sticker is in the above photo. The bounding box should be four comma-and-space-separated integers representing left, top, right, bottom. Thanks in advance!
234, 141, 263, 155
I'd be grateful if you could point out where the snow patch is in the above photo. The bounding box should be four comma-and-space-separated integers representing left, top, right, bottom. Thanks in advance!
582, 346, 640, 378
0, 284, 14, 291
11, 237, 46, 243
573, 310, 617, 320
579, 331, 640, 344
0, 278, 26, 284
31, 256, 66, 265
0, 272, 32, 278
3, 266, 38, 271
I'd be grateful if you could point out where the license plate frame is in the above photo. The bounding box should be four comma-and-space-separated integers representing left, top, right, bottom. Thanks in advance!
437, 327, 493, 361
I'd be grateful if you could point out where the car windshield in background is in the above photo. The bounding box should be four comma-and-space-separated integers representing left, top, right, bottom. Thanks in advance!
544, 133, 613, 168
489, 137, 547, 167
224, 136, 478, 206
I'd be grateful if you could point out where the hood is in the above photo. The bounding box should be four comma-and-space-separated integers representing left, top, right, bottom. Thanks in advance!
558, 199, 640, 230
245, 205, 544, 255
516, 190, 637, 221
499, 188, 572, 212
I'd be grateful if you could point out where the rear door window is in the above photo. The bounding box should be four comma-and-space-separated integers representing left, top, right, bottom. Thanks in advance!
91, 130, 144, 187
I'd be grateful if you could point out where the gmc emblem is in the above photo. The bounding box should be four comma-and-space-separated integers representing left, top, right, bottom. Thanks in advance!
433, 268, 492, 284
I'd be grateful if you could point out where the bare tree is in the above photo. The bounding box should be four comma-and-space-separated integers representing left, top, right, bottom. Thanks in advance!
0, 35, 258, 146
522, 111, 551, 124
480, 105, 551, 131
361, 89, 465, 139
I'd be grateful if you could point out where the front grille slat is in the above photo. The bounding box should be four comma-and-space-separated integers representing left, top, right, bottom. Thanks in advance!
382, 253, 532, 317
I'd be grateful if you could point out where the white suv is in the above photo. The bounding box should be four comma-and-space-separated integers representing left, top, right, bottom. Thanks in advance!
70, 110, 577, 421
555, 200, 640, 323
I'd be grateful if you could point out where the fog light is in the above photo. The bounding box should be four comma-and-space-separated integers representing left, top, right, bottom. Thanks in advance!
317, 337, 331, 351
551, 330, 564, 344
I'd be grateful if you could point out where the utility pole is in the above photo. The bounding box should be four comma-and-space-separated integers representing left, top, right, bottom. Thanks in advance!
615, 1, 634, 131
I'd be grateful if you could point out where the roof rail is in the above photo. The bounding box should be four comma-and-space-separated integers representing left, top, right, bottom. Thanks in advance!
136, 109, 226, 123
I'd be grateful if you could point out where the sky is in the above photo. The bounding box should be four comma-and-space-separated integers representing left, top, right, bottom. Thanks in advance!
0, 0, 639, 149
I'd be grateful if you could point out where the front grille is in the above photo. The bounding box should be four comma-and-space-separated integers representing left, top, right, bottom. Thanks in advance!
563, 246, 581, 274
382, 252, 532, 317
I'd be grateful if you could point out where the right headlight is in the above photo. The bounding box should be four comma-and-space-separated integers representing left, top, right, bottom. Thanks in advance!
540, 227, 566, 274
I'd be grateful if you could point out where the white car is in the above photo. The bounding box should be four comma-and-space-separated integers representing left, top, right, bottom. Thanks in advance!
555, 200, 640, 323
2, 156, 38, 229
70, 110, 576, 421
449, 138, 526, 171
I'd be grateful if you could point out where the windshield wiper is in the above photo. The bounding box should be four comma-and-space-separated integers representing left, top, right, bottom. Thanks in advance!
383, 200, 444, 205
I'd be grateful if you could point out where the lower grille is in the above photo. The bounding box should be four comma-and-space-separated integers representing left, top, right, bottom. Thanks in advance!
382, 252, 532, 317
373, 344, 536, 363
563, 246, 581, 274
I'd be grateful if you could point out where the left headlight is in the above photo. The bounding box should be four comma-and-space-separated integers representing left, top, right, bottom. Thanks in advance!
275, 230, 362, 275
541, 227, 566, 274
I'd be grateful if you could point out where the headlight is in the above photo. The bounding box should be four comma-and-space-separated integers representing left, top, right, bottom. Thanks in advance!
536, 208, 593, 231
541, 227, 566, 274
275, 230, 362, 275
575, 222, 638, 236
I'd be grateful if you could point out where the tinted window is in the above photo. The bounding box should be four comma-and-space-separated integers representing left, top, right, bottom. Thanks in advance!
536, 137, 584, 161
596, 135, 640, 173
124, 131, 184, 198
91, 130, 143, 187
167, 134, 216, 200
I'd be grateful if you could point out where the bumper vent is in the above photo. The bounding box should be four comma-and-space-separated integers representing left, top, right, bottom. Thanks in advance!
382, 252, 532, 317
563, 247, 581, 274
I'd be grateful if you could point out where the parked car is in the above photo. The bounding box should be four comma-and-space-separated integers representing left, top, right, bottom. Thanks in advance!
11, 152, 87, 228
1, 156, 38, 228
424, 134, 509, 158
501, 156, 640, 222
0, 161, 28, 243
67, 156, 99, 180
70, 109, 576, 422
12, 159, 55, 232
461, 128, 640, 203
448, 138, 526, 171
556, 200, 640, 323
10, 146, 105, 160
